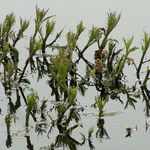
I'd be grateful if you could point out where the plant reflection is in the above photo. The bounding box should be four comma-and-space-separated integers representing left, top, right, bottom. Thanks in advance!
96, 118, 110, 139
145, 121, 150, 132
125, 128, 132, 137
125, 126, 138, 138
35, 121, 48, 136
5, 113, 12, 148
55, 133, 85, 150
25, 135, 34, 150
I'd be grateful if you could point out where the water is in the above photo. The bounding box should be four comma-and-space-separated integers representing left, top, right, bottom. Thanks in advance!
0, 0, 150, 150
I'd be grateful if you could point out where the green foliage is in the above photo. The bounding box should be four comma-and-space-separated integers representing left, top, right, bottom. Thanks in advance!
27, 91, 38, 114
106, 11, 121, 35
52, 49, 71, 90
35, 7, 48, 31
3, 13, 15, 34
106, 12, 121, 35
67, 31, 77, 49
76, 21, 85, 38
68, 87, 77, 103
113, 36, 138, 80
45, 21, 55, 39
136, 32, 150, 77
103, 111, 122, 117
0, 42, 9, 63
142, 32, 150, 53
36, 7, 49, 22
95, 96, 108, 117
5, 113, 12, 125
123, 36, 138, 53
88, 127, 94, 139
95, 96, 122, 117
1, 8, 150, 149
88, 26, 100, 45
20, 18, 29, 32
12, 18, 30, 45
29, 38, 42, 54
7, 61, 14, 77
55, 87, 78, 127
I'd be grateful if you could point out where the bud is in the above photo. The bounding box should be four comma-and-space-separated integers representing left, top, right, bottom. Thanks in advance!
95, 59, 103, 73
94, 50, 101, 59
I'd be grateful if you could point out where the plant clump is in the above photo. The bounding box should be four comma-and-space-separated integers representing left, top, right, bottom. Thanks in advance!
0, 7, 150, 149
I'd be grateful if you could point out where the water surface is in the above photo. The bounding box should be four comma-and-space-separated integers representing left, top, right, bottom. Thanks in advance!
0, 0, 150, 150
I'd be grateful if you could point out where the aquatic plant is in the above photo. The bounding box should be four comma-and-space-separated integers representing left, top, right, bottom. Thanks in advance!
0, 7, 150, 150
26, 91, 38, 127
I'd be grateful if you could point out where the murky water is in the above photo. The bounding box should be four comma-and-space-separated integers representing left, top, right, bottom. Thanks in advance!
0, 0, 150, 150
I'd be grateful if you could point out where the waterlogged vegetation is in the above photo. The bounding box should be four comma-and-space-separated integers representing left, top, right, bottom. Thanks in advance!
0, 7, 150, 149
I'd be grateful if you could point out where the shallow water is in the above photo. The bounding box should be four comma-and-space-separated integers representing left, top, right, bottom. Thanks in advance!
0, 0, 150, 150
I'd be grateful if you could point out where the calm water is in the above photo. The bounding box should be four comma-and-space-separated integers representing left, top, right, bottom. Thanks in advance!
0, 0, 150, 150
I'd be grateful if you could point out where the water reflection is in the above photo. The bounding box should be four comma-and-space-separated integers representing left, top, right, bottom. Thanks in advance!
26, 135, 34, 150
125, 126, 137, 138
5, 114, 12, 148
96, 118, 110, 139
55, 133, 84, 150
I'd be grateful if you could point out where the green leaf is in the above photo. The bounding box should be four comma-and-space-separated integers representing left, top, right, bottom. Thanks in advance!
3, 13, 15, 33
7, 61, 14, 76
29, 38, 42, 53
35, 39, 42, 50
0, 43, 9, 63
103, 111, 122, 117
88, 26, 100, 44
45, 21, 55, 38
96, 96, 103, 111
55, 29, 64, 40
95, 96, 103, 117
67, 31, 77, 48
20, 18, 29, 32
129, 46, 138, 52
52, 49, 71, 90
76, 21, 85, 37
142, 32, 150, 53
68, 87, 77, 103
27, 91, 38, 114
106, 12, 121, 35
3, 42, 9, 52
123, 36, 134, 52
88, 127, 94, 138
36, 7, 49, 23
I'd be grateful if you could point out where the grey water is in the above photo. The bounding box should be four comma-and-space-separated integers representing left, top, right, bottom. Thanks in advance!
0, 0, 150, 150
